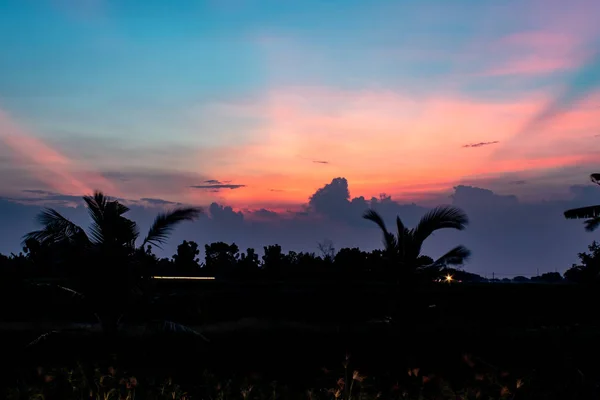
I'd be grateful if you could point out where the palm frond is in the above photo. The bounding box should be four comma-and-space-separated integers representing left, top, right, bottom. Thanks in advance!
22, 208, 88, 246
26, 330, 60, 348
143, 207, 202, 248
429, 245, 471, 268
144, 320, 210, 342
363, 209, 388, 231
590, 173, 600, 185
124, 217, 140, 247
584, 217, 600, 232
84, 192, 109, 244
564, 205, 600, 220
396, 216, 407, 258
84, 192, 139, 246
363, 209, 397, 251
109, 212, 139, 247
31, 283, 86, 300
56, 284, 86, 299
395, 216, 405, 238
412, 206, 469, 252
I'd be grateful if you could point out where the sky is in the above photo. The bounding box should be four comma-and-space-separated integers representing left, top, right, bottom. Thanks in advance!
1, 0, 600, 276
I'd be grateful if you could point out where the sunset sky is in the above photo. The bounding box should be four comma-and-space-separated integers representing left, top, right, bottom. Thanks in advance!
0, 0, 599, 211
1, 1, 600, 274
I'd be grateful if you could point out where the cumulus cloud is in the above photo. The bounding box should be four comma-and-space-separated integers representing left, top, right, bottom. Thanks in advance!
249, 209, 280, 220
1, 177, 598, 278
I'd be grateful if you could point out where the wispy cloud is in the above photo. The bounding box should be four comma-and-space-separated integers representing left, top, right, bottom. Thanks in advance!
190, 184, 247, 190
0, 109, 118, 196
139, 198, 180, 205
491, 29, 600, 159
482, 57, 576, 77
22, 189, 58, 196
478, 31, 582, 77
462, 141, 500, 148
313, 160, 329, 164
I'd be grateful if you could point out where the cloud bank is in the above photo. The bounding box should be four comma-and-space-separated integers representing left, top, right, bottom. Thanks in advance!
2, 177, 599, 278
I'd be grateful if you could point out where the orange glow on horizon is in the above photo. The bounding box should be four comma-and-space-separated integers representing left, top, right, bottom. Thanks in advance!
2, 87, 599, 209
190, 87, 600, 208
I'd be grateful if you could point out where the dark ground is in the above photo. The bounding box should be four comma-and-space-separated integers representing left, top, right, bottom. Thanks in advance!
2, 281, 600, 397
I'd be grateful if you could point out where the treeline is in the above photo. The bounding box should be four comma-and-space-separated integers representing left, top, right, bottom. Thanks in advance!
1, 237, 594, 283
0, 238, 443, 282
1, 187, 599, 285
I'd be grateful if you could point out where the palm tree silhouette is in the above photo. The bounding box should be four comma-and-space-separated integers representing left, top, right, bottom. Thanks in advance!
363, 206, 470, 281
564, 173, 600, 231
23, 191, 201, 336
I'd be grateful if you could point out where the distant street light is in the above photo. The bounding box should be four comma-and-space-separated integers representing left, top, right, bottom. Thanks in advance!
444, 274, 454, 283
152, 276, 215, 280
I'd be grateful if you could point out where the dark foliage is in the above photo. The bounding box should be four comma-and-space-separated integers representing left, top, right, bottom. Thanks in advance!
564, 173, 600, 231
362, 206, 470, 283
11, 191, 201, 337
564, 241, 600, 283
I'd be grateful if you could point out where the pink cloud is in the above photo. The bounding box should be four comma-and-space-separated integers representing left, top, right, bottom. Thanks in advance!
475, 29, 588, 77
472, 0, 600, 78
498, 31, 578, 52
482, 56, 576, 76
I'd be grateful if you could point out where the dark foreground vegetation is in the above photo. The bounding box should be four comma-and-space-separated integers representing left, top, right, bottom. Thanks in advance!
3, 177, 600, 399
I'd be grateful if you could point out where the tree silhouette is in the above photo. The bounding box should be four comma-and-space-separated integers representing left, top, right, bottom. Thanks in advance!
204, 242, 239, 278
334, 247, 369, 278
363, 206, 470, 282
317, 239, 335, 263
564, 173, 600, 231
564, 241, 600, 283
531, 272, 563, 283
173, 240, 201, 275
262, 244, 286, 278
238, 248, 260, 279
23, 191, 201, 335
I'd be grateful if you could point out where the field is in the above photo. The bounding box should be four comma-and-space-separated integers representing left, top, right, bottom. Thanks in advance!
3, 281, 600, 398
